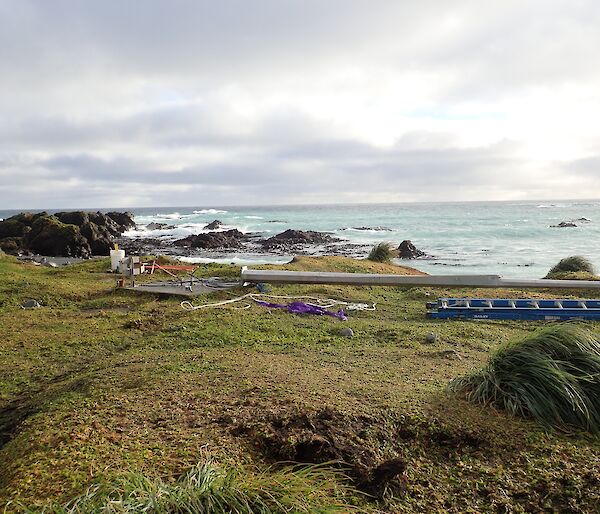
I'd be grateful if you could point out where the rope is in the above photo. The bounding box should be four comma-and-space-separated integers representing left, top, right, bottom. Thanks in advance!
181, 293, 376, 312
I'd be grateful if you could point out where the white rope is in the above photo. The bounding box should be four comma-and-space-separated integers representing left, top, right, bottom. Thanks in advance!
181, 293, 376, 312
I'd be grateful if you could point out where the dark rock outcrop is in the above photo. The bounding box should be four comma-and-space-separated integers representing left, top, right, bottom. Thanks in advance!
105, 212, 136, 232
146, 222, 175, 230
0, 219, 30, 239
174, 229, 245, 249
0, 237, 23, 254
397, 240, 426, 259
54, 212, 120, 255
204, 220, 223, 230
551, 221, 577, 228
24, 216, 91, 257
0, 211, 136, 257
89, 212, 124, 236
263, 230, 336, 249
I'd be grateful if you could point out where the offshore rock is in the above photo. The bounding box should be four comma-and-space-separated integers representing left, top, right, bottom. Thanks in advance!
263, 230, 336, 248
397, 240, 426, 259
146, 222, 175, 230
551, 221, 577, 228
205, 220, 223, 230
174, 229, 245, 249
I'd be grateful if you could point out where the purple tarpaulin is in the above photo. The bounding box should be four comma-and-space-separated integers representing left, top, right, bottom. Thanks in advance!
255, 300, 348, 321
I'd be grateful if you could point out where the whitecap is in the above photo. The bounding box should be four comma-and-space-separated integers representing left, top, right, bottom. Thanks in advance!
193, 209, 228, 214
154, 212, 182, 220
244, 215, 264, 219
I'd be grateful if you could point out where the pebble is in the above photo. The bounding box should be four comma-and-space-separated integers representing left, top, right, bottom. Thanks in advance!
22, 299, 41, 309
424, 332, 438, 344
338, 327, 354, 337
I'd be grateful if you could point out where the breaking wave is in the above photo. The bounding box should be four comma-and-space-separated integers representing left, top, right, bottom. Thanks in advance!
193, 209, 228, 214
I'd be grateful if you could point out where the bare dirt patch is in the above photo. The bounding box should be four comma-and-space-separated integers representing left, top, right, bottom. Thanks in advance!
230, 406, 486, 497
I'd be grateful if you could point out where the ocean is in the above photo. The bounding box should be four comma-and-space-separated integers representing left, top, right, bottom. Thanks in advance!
1, 201, 599, 278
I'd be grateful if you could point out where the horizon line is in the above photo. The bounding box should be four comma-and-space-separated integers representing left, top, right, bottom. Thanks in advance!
1, 197, 599, 213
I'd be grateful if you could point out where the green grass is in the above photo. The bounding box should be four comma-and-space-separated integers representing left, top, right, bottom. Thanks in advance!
1, 254, 600, 512
449, 324, 600, 433
546, 255, 596, 278
366, 242, 394, 263
9, 459, 355, 513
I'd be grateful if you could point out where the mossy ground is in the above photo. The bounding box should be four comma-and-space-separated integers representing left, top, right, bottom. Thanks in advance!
1, 254, 599, 512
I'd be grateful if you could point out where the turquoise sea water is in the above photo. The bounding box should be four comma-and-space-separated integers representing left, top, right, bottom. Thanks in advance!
2, 201, 599, 278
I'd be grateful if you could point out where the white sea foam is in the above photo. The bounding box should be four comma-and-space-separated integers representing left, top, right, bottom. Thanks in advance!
244, 215, 264, 219
536, 203, 567, 208
340, 227, 395, 233
193, 209, 228, 214
154, 212, 182, 220
179, 254, 291, 265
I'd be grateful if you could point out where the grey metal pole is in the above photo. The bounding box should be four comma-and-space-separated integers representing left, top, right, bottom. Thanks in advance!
240, 267, 600, 290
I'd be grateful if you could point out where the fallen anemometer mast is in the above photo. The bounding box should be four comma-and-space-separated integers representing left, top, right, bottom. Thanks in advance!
240, 267, 600, 290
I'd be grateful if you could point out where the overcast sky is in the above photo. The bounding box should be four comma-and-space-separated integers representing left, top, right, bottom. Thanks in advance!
1, 0, 599, 208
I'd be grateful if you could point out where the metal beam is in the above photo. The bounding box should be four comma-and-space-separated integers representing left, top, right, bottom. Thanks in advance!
240, 267, 600, 289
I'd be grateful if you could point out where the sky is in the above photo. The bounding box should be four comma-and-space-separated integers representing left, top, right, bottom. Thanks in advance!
1, 0, 599, 209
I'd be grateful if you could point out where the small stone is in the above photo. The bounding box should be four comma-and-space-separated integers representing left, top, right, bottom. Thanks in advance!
22, 299, 41, 309
424, 332, 438, 344
338, 327, 354, 337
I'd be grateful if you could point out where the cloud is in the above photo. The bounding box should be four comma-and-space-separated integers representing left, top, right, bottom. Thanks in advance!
1, 0, 600, 208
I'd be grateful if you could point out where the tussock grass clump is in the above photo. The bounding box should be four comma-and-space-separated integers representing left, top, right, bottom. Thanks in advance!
545, 256, 596, 278
367, 242, 394, 263
16, 459, 355, 513
449, 325, 600, 433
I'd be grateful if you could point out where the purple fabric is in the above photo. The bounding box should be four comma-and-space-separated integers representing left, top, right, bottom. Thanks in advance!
255, 300, 348, 321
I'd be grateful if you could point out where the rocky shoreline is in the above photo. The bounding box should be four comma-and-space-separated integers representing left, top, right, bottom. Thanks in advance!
116, 222, 431, 261
0, 211, 135, 257
0, 212, 431, 261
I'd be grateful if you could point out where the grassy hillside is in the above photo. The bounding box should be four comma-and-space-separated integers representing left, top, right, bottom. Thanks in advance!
1, 254, 599, 512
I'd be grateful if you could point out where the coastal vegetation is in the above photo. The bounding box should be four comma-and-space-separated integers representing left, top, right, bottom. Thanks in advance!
449, 324, 600, 433
545, 255, 598, 280
1, 253, 599, 512
13, 460, 353, 513
366, 242, 394, 263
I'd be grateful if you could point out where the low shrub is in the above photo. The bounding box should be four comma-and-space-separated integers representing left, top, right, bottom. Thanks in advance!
367, 242, 394, 263
545, 256, 595, 278
449, 324, 600, 433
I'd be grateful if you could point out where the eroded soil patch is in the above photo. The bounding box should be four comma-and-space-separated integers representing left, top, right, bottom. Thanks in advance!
231, 406, 486, 496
